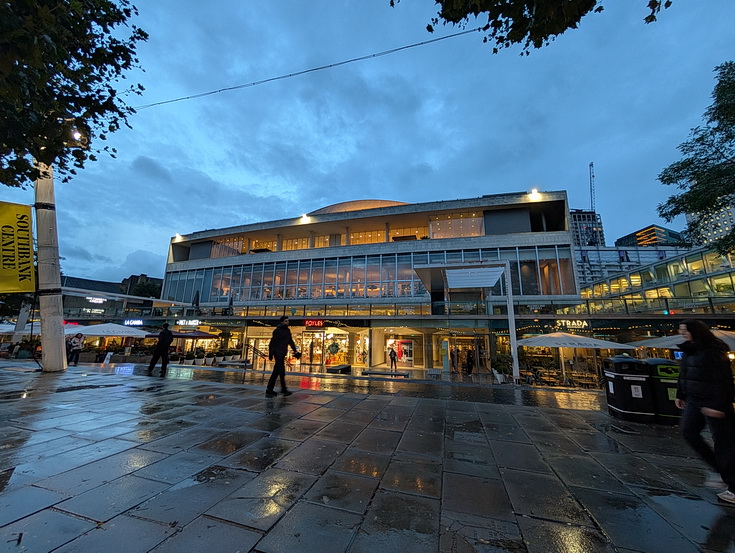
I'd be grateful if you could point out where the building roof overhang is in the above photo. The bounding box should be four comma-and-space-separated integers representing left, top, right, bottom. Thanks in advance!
414, 262, 508, 294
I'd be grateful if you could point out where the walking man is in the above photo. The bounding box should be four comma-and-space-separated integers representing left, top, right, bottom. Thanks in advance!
266, 316, 300, 397
147, 323, 174, 377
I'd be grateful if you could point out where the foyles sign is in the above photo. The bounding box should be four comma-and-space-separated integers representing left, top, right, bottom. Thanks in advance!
0, 202, 34, 293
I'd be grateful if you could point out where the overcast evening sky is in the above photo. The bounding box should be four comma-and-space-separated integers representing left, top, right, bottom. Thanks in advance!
5, 1, 735, 282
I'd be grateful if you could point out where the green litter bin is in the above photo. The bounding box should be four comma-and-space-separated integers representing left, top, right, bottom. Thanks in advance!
643, 358, 681, 425
603, 355, 656, 423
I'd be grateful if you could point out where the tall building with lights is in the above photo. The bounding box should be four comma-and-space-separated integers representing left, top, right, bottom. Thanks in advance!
686, 204, 735, 245
569, 209, 606, 247
614, 225, 684, 247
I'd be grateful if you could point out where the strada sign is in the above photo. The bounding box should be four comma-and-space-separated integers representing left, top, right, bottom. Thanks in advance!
0, 202, 35, 293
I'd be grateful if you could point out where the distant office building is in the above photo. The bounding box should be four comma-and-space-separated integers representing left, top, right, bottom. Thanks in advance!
574, 245, 690, 287
614, 225, 685, 247
686, 203, 735, 245
569, 209, 606, 247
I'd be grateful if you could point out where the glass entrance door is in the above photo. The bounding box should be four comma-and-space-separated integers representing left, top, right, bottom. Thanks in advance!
299, 331, 324, 366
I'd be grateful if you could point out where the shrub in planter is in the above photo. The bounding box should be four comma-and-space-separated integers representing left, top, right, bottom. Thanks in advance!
169, 353, 180, 362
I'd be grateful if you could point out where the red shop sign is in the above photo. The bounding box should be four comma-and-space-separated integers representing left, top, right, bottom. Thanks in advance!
304, 320, 324, 327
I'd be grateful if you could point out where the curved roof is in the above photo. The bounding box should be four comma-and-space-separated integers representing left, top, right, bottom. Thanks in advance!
308, 199, 409, 215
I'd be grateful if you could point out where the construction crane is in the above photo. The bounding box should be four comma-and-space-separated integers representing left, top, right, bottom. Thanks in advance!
589, 162, 596, 212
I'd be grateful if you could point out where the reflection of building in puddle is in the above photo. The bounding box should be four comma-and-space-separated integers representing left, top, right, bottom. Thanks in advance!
112, 364, 136, 375
165, 367, 194, 380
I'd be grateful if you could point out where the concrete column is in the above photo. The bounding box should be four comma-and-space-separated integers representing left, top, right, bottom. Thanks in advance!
35, 164, 67, 372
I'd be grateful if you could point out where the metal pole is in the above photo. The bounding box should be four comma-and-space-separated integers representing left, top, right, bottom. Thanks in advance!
35, 163, 67, 372
504, 261, 520, 383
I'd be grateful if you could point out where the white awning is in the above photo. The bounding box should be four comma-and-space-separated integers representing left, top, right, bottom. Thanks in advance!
445, 267, 505, 289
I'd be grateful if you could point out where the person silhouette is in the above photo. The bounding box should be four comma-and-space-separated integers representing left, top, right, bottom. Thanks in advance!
147, 323, 174, 377
388, 347, 398, 371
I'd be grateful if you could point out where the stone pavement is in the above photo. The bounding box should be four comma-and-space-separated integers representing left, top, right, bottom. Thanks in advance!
0, 362, 733, 553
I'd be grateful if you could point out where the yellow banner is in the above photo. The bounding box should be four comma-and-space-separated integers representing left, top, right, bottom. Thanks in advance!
0, 202, 35, 293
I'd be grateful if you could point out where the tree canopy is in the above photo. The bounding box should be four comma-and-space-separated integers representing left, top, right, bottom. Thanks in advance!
130, 281, 161, 299
391, 0, 672, 53
0, 0, 147, 189
657, 62, 735, 253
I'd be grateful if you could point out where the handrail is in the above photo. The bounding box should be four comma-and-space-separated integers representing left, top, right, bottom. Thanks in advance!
246, 344, 268, 360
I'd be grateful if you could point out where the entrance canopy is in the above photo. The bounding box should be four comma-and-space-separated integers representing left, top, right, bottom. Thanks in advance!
415, 262, 505, 294
444, 267, 505, 289
517, 332, 636, 350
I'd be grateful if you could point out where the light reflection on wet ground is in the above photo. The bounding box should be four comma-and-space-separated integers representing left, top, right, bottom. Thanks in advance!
84, 361, 607, 411
1, 360, 733, 552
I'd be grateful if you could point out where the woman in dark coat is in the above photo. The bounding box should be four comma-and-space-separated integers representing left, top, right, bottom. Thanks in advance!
675, 319, 735, 504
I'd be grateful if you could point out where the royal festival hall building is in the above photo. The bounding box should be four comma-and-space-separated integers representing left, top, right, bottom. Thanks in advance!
159, 190, 581, 374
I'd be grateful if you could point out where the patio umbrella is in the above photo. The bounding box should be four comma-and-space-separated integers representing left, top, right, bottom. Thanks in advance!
0, 323, 35, 335
517, 332, 635, 382
627, 329, 735, 350
517, 332, 636, 350
64, 323, 149, 337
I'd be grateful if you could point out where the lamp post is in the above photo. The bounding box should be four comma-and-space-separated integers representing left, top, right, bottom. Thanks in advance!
35, 163, 66, 372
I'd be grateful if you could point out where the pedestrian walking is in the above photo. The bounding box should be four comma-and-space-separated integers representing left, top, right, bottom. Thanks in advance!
147, 323, 174, 377
68, 333, 84, 366
388, 347, 398, 371
675, 319, 735, 504
466, 348, 475, 375
266, 316, 300, 397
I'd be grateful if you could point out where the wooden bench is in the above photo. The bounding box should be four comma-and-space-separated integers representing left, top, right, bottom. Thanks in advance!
362, 370, 410, 378
326, 364, 352, 374
427, 368, 441, 378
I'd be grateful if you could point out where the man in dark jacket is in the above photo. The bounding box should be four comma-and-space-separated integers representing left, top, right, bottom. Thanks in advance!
675, 319, 735, 504
266, 316, 300, 397
147, 323, 174, 377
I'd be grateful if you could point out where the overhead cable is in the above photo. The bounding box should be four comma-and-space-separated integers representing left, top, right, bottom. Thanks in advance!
134, 27, 483, 111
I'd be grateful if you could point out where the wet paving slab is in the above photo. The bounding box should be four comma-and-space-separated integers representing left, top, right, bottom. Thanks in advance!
0, 361, 734, 552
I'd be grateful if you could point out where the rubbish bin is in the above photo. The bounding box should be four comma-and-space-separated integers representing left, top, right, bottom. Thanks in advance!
603, 355, 656, 423
643, 358, 681, 425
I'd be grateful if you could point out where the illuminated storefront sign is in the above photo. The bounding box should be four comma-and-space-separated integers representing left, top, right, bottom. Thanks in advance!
124, 319, 144, 326
177, 319, 201, 326
305, 319, 324, 327
86, 297, 106, 304
557, 319, 589, 329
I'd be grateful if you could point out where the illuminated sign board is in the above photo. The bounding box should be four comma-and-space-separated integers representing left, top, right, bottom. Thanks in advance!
305, 319, 324, 327
557, 320, 589, 329
124, 319, 144, 326
177, 319, 201, 326
86, 297, 107, 304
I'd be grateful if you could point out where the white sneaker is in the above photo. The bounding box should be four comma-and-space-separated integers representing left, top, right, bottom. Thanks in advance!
705, 472, 727, 490
716, 490, 735, 504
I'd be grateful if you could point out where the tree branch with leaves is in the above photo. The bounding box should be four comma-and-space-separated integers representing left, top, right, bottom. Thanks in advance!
0, 0, 148, 188
657, 61, 735, 253
390, 0, 672, 54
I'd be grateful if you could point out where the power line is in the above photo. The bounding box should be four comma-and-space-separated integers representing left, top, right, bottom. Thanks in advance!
134, 27, 484, 111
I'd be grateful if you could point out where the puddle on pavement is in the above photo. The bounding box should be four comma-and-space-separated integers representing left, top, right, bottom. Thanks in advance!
169, 465, 237, 490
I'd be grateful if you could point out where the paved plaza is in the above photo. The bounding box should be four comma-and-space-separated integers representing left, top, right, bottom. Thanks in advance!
0, 361, 734, 553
